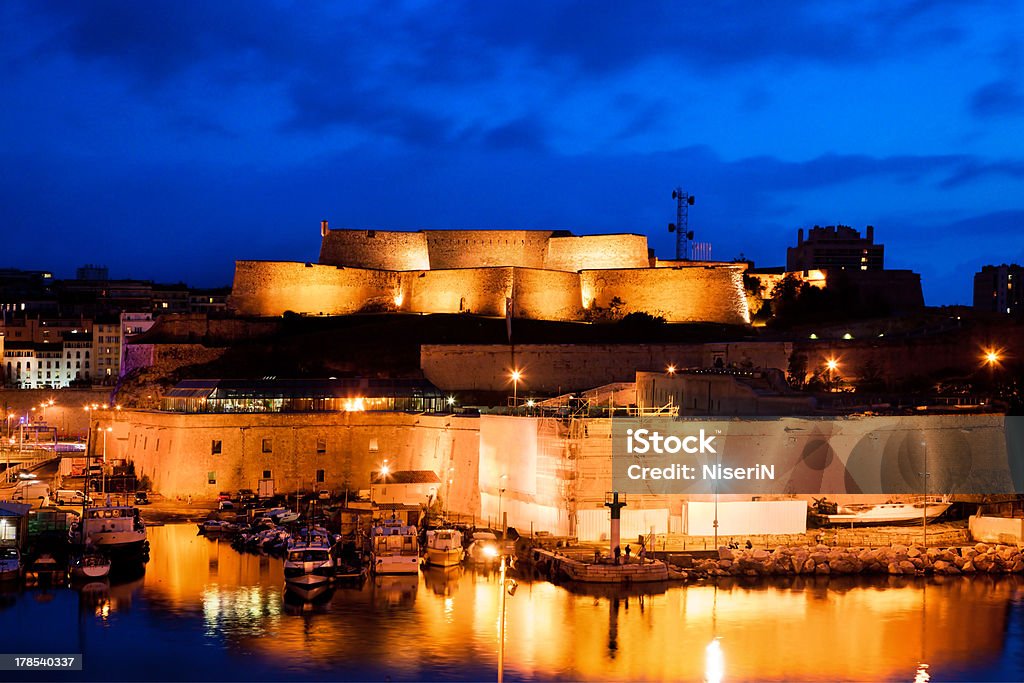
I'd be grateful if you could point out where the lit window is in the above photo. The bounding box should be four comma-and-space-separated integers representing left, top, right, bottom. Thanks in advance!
262, 438, 272, 453
211, 440, 222, 455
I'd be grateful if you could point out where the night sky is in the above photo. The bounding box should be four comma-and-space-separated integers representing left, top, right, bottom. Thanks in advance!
4, 1, 1024, 305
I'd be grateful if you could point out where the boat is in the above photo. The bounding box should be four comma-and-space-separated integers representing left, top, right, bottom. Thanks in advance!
283, 539, 335, 596
27, 553, 65, 585
368, 517, 420, 575
466, 531, 501, 564
71, 505, 149, 557
70, 551, 111, 580
424, 528, 465, 567
809, 497, 952, 527
0, 546, 22, 582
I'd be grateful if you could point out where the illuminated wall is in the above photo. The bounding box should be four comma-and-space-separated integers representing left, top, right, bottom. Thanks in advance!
229, 261, 401, 316
318, 229, 430, 270
544, 234, 650, 271
424, 230, 554, 269
510, 268, 582, 320
404, 268, 514, 316
580, 265, 750, 324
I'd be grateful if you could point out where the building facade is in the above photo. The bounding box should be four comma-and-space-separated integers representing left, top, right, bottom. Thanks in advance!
973, 264, 1023, 316
787, 225, 884, 272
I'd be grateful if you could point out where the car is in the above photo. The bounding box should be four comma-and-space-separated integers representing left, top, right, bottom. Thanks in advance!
317, 490, 331, 501
218, 500, 235, 511
54, 489, 91, 506
134, 491, 151, 505
218, 491, 232, 501
237, 489, 257, 504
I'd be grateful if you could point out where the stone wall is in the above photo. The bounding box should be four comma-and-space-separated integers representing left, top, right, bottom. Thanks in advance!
229, 261, 401, 316
318, 229, 429, 270
511, 268, 582, 320
545, 234, 649, 271
424, 230, 554, 269
404, 268, 514, 316
581, 265, 750, 324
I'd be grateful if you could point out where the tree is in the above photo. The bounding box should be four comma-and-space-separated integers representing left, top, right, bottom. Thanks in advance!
787, 351, 808, 388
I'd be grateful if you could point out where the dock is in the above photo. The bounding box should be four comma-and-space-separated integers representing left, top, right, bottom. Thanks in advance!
527, 548, 674, 584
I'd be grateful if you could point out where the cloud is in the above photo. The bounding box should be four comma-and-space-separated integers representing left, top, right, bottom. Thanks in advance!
969, 79, 1024, 118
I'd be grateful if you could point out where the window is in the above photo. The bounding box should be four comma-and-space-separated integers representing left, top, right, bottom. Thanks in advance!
369, 438, 379, 453
316, 469, 325, 483
211, 440, 222, 455
208, 471, 217, 484
262, 470, 272, 479
262, 438, 272, 453
316, 439, 326, 454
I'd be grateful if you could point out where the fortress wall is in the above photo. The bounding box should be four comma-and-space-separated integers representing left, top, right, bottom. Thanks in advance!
511, 268, 582, 320
318, 229, 430, 270
424, 230, 553, 269
109, 410, 483, 510
545, 234, 650, 271
229, 261, 400, 316
405, 267, 514, 316
581, 266, 750, 324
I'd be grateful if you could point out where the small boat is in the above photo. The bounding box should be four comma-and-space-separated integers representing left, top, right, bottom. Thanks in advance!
466, 531, 501, 564
368, 517, 420, 575
28, 553, 65, 585
425, 529, 465, 567
284, 541, 335, 594
0, 546, 22, 582
71, 505, 148, 557
70, 552, 111, 580
810, 497, 952, 527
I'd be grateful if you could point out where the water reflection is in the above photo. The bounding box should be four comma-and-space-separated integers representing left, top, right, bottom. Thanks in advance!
0, 523, 1021, 681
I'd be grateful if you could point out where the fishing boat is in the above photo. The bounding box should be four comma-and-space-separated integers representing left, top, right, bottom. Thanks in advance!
284, 539, 335, 598
0, 546, 22, 582
809, 497, 952, 527
70, 551, 111, 580
424, 528, 465, 567
70, 505, 149, 557
368, 517, 420, 575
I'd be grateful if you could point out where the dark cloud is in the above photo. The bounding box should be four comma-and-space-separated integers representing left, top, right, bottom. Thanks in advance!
970, 79, 1024, 118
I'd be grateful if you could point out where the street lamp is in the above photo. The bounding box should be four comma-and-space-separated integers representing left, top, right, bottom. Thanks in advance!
510, 369, 522, 411
497, 474, 508, 533
920, 440, 930, 548
666, 364, 677, 376
101, 426, 113, 495
824, 357, 840, 391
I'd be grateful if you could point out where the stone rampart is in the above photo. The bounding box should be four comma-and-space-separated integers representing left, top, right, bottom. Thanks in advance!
318, 229, 429, 270
544, 234, 650, 271
229, 261, 401, 316
424, 230, 554, 269
581, 265, 750, 324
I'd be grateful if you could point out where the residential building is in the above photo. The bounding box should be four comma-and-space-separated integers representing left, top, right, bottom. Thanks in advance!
787, 225, 884, 272
973, 264, 1023, 316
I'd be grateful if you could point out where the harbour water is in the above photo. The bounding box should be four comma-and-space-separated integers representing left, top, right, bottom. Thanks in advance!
1, 524, 1023, 681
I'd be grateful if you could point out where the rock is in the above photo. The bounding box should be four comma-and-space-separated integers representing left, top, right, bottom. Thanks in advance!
814, 563, 830, 575
1010, 560, 1024, 573
953, 555, 967, 569
718, 547, 735, 560
907, 547, 922, 559
898, 560, 916, 574
910, 557, 924, 570
962, 561, 975, 573
933, 560, 950, 572
718, 559, 733, 569
802, 559, 816, 573
975, 542, 990, 553
887, 563, 902, 575
830, 559, 855, 574
752, 549, 770, 560
944, 565, 961, 575
810, 552, 828, 565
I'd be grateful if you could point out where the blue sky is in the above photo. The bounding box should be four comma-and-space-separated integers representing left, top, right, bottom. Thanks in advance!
3, 1, 1024, 304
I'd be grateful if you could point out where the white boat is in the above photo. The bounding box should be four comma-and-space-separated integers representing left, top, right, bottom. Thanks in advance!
369, 517, 420, 575
284, 540, 335, 593
70, 552, 111, 580
810, 497, 952, 526
425, 529, 464, 567
71, 505, 148, 556
0, 546, 22, 582
466, 531, 501, 564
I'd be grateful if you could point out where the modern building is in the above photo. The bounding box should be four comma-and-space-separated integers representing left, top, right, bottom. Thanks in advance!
973, 264, 1023, 316
93, 317, 122, 383
787, 225, 884, 272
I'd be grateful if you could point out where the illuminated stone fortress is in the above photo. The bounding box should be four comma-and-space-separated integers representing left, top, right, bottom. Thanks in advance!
229, 223, 751, 324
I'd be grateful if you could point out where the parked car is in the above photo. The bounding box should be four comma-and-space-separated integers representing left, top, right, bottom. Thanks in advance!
54, 489, 91, 506
317, 490, 331, 501
134, 491, 151, 505
217, 491, 232, 502
237, 489, 257, 504
218, 500, 235, 511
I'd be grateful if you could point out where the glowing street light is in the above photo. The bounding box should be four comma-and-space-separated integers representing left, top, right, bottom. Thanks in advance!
510, 369, 523, 409
983, 349, 1001, 366
825, 358, 839, 372
666, 364, 677, 376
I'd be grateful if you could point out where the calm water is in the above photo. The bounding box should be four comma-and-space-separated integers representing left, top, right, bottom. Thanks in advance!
1, 524, 1023, 682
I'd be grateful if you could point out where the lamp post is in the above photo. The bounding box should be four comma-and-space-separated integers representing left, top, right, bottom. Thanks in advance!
497, 474, 508, 533
825, 357, 839, 392
101, 426, 113, 496
920, 440, 929, 548
510, 370, 522, 412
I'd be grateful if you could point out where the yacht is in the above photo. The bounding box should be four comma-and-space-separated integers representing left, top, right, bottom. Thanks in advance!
369, 517, 420, 575
0, 546, 22, 582
71, 505, 149, 557
466, 531, 501, 564
810, 497, 952, 526
425, 528, 465, 567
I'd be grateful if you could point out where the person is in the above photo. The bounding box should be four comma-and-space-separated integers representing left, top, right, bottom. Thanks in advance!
594, 549, 601, 564
639, 538, 647, 564
613, 545, 621, 565
625, 544, 632, 562
745, 539, 753, 550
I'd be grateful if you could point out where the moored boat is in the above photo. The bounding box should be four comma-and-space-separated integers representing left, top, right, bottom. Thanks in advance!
284, 540, 335, 593
70, 505, 149, 558
0, 546, 22, 582
466, 531, 501, 564
70, 551, 111, 580
369, 517, 420, 575
425, 528, 464, 567
810, 497, 952, 526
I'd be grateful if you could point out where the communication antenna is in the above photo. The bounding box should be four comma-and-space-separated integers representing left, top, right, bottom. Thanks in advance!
667, 187, 695, 260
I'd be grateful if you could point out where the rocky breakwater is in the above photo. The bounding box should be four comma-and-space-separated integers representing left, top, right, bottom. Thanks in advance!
692, 543, 1024, 578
